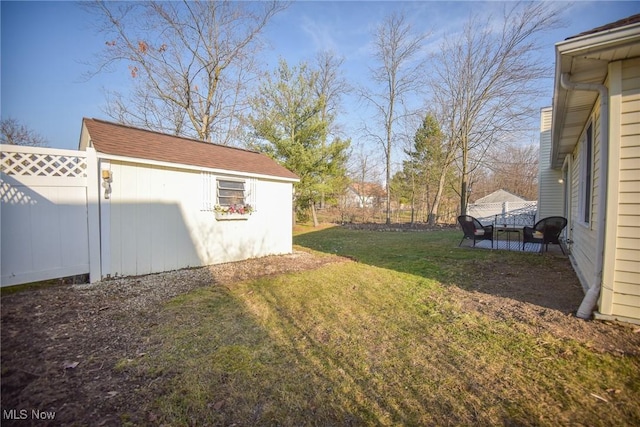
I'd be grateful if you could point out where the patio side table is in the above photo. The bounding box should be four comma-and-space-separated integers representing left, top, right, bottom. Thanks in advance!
495, 227, 522, 251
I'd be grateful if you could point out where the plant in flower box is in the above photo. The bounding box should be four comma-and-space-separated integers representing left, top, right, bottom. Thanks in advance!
214, 204, 254, 216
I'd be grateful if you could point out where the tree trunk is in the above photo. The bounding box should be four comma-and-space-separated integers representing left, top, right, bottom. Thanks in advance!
385, 150, 392, 225
460, 179, 468, 216
292, 204, 297, 227
429, 157, 452, 225
460, 135, 469, 216
429, 177, 444, 226
410, 187, 416, 223
310, 200, 319, 227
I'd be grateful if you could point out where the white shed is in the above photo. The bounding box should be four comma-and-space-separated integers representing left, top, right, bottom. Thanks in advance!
80, 118, 299, 279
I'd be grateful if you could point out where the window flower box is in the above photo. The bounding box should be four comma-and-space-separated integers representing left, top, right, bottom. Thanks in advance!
215, 212, 250, 221
214, 204, 253, 220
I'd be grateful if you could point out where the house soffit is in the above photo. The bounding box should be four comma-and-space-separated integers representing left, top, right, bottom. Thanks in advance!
551, 20, 640, 169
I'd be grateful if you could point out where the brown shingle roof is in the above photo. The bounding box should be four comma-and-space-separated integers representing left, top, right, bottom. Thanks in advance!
82, 118, 298, 181
566, 13, 640, 40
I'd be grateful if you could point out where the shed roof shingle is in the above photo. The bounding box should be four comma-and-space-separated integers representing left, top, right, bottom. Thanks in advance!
82, 118, 298, 180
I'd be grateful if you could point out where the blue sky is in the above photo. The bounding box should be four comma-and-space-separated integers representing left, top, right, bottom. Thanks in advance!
2, 1, 639, 150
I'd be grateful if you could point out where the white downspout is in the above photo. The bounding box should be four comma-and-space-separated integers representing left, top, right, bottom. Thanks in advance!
559, 73, 609, 320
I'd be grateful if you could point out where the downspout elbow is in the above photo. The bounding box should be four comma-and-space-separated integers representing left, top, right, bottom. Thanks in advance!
560, 73, 607, 99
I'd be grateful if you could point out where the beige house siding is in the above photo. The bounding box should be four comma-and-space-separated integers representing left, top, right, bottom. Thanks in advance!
538, 107, 564, 219
568, 103, 601, 293
601, 58, 640, 320
551, 15, 640, 323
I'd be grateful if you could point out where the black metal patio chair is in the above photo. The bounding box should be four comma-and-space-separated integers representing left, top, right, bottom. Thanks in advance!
458, 215, 494, 248
522, 216, 568, 254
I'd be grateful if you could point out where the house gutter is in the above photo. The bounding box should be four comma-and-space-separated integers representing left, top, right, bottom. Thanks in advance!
559, 73, 609, 320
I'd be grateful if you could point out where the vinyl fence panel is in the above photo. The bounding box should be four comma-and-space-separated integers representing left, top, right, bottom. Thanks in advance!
1, 146, 90, 286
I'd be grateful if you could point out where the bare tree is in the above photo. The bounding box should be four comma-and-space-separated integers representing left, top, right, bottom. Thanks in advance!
85, 0, 287, 143
313, 51, 351, 208
485, 142, 539, 200
429, 2, 563, 215
314, 51, 350, 140
1, 118, 48, 147
360, 12, 429, 224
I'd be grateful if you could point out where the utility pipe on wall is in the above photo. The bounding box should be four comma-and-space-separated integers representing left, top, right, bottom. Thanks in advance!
559, 73, 609, 320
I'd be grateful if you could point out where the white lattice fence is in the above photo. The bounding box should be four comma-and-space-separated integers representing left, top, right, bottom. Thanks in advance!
1, 145, 87, 178
1, 145, 91, 286
468, 201, 538, 226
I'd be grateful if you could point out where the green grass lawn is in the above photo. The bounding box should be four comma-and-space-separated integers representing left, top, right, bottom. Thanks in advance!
127, 227, 640, 426
293, 225, 559, 287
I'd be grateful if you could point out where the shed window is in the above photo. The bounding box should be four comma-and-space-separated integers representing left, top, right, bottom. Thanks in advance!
201, 172, 256, 212
217, 179, 245, 206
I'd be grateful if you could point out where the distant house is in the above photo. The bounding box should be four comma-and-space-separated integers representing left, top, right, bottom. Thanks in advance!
538, 106, 564, 220
343, 182, 386, 208
542, 14, 640, 323
473, 189, 526, 204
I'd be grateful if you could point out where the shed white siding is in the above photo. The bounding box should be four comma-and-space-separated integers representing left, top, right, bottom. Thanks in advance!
101, 159, 294, 278
538, 107, 564, 219
601, 58, 640, 320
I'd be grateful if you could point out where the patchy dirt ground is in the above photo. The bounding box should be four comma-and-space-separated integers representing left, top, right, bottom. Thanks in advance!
2, 245, 639, 426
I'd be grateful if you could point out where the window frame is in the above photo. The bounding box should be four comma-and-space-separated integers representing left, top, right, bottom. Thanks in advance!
216, 178, 246, 207
579, 122, 593, 225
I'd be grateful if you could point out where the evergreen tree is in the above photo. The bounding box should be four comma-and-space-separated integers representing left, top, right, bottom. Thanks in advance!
402, 113, 454, 224
249, 59, 350, 224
